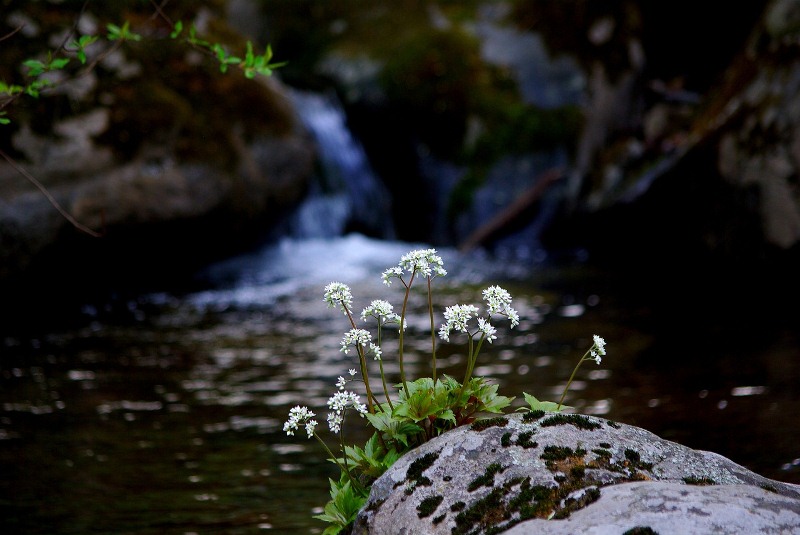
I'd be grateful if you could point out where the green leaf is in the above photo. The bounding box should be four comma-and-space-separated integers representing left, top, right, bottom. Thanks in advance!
170, 21, 183, 39
23, 59, 46, 77
313, 478, 366, 532
0, 82, 24, 96
522, 392, 567, 413
438, 408, 456, 425
49, 58, 70, 70
107, 21, 141, 42
0, 113, 10, 125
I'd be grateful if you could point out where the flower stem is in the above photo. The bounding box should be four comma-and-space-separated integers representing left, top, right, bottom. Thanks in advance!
314, 432, 361, 493
427, 276, 437, 384
355, 344, 375, 414
376, 323, 394, 410
398, 272, 415, 397
557, 350, 592, 411
461, 332, 486, 390
343, 304, 375, 414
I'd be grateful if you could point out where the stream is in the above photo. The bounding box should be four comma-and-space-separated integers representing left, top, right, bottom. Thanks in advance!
1, 234, 799, 534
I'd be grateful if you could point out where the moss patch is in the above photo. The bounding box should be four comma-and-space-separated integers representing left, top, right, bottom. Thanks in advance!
467, 463, 506, 492
522, 409, 545, 422
417, 494, 444, 518
540, 414, 602, 431
623, 528, 660, 535
471, 417, 509, 432
402, 450, 440, 494
541, 445, 587, 463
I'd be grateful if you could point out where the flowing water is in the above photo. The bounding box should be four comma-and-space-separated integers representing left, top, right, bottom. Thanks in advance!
1, 234, 799, 534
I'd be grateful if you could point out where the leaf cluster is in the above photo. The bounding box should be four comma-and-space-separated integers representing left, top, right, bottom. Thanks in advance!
0, 10, 282, 127
313, 477, 367, 535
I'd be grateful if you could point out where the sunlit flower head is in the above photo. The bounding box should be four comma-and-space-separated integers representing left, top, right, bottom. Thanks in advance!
326, 390, 367, 433
592, 335, 606, 356
398, 248, 447, 279
438, 304, 479, 342
283, 405, 316, 438
477, 317, 497, 343
340, 328, 372, 354
590, 335, 606, 364
381, 266, 403, 286
361, 300, 401, 325
482, 285, 519, 328
324, 282, 353, 315
304, 419, 318, 439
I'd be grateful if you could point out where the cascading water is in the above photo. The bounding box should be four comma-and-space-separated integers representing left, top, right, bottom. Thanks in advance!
286, 90, 394, 240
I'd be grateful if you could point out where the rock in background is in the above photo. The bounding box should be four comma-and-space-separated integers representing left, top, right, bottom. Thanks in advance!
0, 1, 314, 303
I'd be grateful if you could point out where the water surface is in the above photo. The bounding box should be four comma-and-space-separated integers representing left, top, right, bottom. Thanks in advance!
2, 235, 798, 534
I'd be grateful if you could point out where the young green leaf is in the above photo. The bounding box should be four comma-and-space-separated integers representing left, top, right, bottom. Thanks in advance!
522, 392, 567, 413
170, 20, 183, 39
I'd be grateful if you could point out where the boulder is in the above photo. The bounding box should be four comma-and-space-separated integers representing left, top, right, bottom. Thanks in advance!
353, 413, 800, 535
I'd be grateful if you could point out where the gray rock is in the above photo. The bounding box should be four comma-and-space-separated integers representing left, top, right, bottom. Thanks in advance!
353, 413, 800, 535
503, 482, 800, 535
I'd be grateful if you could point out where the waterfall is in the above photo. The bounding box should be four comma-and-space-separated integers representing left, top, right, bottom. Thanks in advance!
287, 90, 394, 239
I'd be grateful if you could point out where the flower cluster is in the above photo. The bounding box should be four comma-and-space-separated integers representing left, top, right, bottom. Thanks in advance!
283, 405, 317, 439
590, 334, 606, 364
340, 328, 383, 360
438, 304, 479, 342
483, 285, 520, 327
324, 282, 353, 315
361, 300, 403, 327
326, 390, 367, 434
438, 286, 519, 343
382, 248, 446, 285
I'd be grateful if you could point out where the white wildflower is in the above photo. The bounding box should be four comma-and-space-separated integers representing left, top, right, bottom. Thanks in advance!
398, 248, 447, 279
324, 282, 353, 315
381, 266, 403, 286
283, 405, 315, 437
369, 342, 382, 361
336, 376, 347, 390
340, 328, 372, 354
348, 369, 357, 376
477, 317, 497, 343
305, 419, 318, 439
439, 304, 479, 342
326, 390, 367, 433
590, 335, 606, 364
328, 412, 343, 434
361, 300, 401, 325
482, 285, 519, 328
327, 390, 367, 415
592, 335, 606, 356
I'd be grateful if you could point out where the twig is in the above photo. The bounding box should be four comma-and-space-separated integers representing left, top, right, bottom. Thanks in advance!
0, 149, 102, 237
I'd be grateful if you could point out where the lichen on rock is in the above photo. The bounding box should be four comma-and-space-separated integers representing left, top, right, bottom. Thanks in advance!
353, 413, 800, 535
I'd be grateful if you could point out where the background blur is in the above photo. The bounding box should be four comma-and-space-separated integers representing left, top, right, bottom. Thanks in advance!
1, 1, 799, 533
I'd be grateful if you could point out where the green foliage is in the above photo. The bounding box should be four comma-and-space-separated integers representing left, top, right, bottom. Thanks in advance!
340, 433, 402, 480
106, 21, 142, 42
68, 35, 100, 64
313, 477, 368, 535
521, 392, 567, 413
0, 7, 282, 128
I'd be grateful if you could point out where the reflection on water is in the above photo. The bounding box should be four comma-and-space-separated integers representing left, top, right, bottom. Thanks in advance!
1, 235, 799, 533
